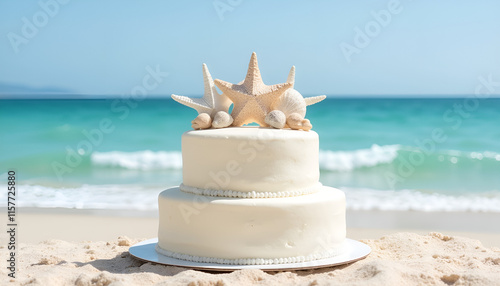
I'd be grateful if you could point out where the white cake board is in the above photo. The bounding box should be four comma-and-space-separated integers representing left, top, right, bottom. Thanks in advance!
129, 238, 371, 271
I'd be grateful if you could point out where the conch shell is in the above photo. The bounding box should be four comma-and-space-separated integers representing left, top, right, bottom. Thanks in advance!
192, 113, 212, 130
287, 113, 312, 131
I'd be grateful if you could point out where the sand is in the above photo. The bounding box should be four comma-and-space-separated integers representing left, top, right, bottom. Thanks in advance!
14, 209, 500, 247
1, 232, 499, 285
2, 210, 500, 285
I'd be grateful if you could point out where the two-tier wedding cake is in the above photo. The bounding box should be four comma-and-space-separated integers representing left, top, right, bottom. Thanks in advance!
156, 53, 346, 265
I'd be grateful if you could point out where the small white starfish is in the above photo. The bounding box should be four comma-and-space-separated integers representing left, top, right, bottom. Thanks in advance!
171, 64, 231, 117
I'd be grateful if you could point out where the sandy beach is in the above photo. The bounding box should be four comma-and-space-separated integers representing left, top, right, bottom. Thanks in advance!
10, 208, 500, 247
1, 208, 499, 285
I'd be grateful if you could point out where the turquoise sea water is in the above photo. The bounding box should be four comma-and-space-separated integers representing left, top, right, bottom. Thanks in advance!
1, 98, 499, 212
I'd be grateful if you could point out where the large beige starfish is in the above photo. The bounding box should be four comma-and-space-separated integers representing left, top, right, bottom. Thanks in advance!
214, 52, 292, 126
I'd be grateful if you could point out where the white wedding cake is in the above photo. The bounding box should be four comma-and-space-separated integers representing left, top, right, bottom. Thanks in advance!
156, 53, 346, 265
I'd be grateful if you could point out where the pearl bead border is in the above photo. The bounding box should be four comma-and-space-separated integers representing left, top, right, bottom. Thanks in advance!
155, 242, 346, 265
179, 183, 322, 198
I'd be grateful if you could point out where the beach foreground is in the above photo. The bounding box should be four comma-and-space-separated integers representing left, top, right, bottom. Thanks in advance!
2, 232, 500, 285
0, 211, 499, 285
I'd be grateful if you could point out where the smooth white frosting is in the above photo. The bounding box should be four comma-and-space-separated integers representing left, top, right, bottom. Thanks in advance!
181, 127, 319, 195
157, 186, 346, 262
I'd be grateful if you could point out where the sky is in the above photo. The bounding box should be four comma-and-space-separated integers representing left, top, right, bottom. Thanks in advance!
1, 0, 500, 97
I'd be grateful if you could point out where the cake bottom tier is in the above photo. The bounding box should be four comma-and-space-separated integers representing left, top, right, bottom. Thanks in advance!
156, 186, 346, 265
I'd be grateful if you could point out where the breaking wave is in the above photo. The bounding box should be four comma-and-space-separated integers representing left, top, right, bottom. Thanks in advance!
87, 146, 500, 174
3, 184, 499, 213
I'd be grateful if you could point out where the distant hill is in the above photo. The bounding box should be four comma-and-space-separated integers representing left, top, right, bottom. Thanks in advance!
0, 82, 77, 98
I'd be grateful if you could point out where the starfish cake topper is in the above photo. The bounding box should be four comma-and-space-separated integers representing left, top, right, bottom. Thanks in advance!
214, 52, 292, 127
170, 52, 327, 131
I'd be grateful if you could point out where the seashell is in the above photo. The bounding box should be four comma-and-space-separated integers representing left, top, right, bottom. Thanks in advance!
191, 113, 212, 130
301, 119, 312, 131
265, 110, 286, 129
272, 89, 307, 118
286, 113, 304, 130
287, 113, 313, 131
212, 111, 233, 128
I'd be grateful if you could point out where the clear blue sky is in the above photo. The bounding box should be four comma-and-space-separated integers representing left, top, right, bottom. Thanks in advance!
1, 0, 500, 96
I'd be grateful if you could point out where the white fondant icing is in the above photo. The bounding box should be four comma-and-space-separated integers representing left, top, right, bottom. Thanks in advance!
181, 127, 320, 194
157, 186, 346, 262
179, 182, 321, 198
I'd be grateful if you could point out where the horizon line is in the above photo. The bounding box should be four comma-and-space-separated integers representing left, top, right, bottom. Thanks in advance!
2, 93, 500, 100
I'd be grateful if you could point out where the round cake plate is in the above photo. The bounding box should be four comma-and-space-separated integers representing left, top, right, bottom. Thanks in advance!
129, 238, 371, 271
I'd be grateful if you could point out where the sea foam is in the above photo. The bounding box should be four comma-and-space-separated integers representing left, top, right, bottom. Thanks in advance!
3, 183, 500, 213
89, 146, 500, 173
7, 184, 160, 210
89, 145, 401, 172
343, 187, 500, 212
319, 144, 400, 171
91, 150, 182, 170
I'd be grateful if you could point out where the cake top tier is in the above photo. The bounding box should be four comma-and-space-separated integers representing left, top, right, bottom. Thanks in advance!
181, 127, 320, 197
171, 52, 326, 131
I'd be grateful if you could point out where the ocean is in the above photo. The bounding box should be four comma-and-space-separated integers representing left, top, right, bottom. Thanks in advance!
1, 98, 499, 213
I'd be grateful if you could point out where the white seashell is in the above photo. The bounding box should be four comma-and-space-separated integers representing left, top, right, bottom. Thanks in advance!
265, 110, 286, 129
287, 112, 303, 126
286, 113, 313, 131
301, 119, 312, 131
212, 111, 233, 128
287, 113, 304, 130
272, 89, 307, 118
191, 113, 212, 130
